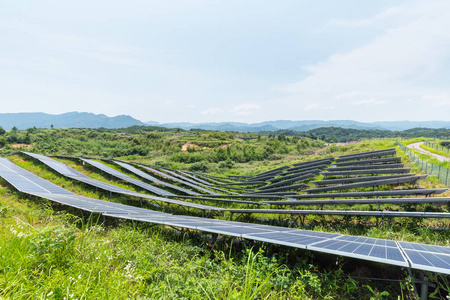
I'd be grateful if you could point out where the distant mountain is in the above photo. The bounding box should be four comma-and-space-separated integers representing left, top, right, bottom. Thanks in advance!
145, 119, 450, 132
146, 121, 279, 133
372, 121, 450, 131
145, 120, 383, 132
2, 112, 449, 132
0, 112, 145, 130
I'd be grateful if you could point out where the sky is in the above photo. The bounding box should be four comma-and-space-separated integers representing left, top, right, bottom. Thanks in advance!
1, 0, 449, 124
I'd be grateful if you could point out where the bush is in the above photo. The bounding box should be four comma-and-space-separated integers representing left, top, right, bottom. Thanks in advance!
188, 161, 209, 172
218, 158, 234, 169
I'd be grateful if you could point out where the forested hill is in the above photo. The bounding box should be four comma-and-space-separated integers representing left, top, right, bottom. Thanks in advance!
0, 112, 145, 130
269, 127, 450, 143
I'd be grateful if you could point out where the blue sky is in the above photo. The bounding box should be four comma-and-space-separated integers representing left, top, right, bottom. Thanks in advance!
1, 0, 449, 123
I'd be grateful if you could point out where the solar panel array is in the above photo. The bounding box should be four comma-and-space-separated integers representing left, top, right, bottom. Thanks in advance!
112, 160, 200, 196
2, 151, 450, 275
19, 152, 223, 212
80, 158, 176, 197
135, 164, 222, 195
21, 151, 448, 220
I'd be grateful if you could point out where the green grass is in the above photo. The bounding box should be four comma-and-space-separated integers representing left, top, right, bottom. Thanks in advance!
420, 144, 450, 159
1, 189, 406, 299
2, 138, 450, 299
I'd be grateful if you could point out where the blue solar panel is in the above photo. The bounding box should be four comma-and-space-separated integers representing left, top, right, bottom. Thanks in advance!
114, 161, 199, 196
3, 155, 450, 275
400, 242, 450, 255
352, 243, 374, 256
22, 152, 90, 179
81, 159, 176, 197
139, 165, 221, 195
195, 225, 274, 236
339, 243, 363, 254
386, 248, 405, 262
369, 246, 385, 259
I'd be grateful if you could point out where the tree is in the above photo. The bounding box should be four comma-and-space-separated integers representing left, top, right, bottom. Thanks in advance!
0, 126, 5, 135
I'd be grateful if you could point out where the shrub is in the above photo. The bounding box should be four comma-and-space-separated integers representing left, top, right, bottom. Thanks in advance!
218, 158, 234, 169
188, 161, 209, 172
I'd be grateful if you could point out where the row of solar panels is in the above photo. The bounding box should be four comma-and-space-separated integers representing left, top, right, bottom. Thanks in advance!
19, 152, 450, 219
1, 156, 450, 275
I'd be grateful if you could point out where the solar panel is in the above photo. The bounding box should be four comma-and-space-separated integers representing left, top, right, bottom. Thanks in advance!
259, 173, 315, 190
325, 163, 405, 172
263, 197, 450, 207
16, 155, 224, 212
321, 168, 411, 177
289, 189, 449, 199
0, 158, 75, 196
221, 208, 450, 219
335, 149, 396, 162
250, 182, 309, 194
399, 242, 450, 273
269, 169, 321, 183
282, 164, 329, 175
4, 151, 450, 275
178, 170, 215, 186
292, 157, 334, 167
305, 175, 426, 193
312, 174, 416, 186
160, 168, 237, 194
113, 161, 199, 196
337, 148, 396, 158
80, 158, 176, 197
137, 164, 222, 195
20, 151, 90, 178
333, 157, 402, 167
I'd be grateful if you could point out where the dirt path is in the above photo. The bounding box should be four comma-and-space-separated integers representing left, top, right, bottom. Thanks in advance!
407, 142, 450, 162
314, 145, 329, 155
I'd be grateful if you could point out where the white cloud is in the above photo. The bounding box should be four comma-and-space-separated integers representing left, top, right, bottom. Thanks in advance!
277, 0, 450, 121
44, 34, 142, 66
304, 103, 321, 111
351, 98, 389, 106
328, 5, 412, 29
162, 100, 174, 107
334, 91, 361, 100
230, 103, 261, 115
201, 103, 261, 116
422, 93, 450, 106
201, 107, 224, 115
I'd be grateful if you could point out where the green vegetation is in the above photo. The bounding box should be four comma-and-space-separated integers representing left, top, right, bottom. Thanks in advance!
420, 144, 450, 159
400, 139, 450, 169
269, 127, 450, 143
1, 127, 450, 299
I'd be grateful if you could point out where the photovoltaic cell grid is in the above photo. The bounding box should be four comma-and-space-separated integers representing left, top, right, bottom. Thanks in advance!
0, 158, 74, 195
18, 153, 223, 211
22, 152, 90, 179
2, 157, 450, 274
399, 242, 450, 273
312, 174, 416, 186
80, 158, 176, 197
263, 197, 450, 207
289, 189, 449, 199
156, 168, 231, 195
137, 164, 221, 195
304, 175, 427, 194
113, 160, 199, 196
20, 152, 155, 198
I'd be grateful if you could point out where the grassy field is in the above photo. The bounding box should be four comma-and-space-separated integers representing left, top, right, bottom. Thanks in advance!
1, 130, 450, 299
